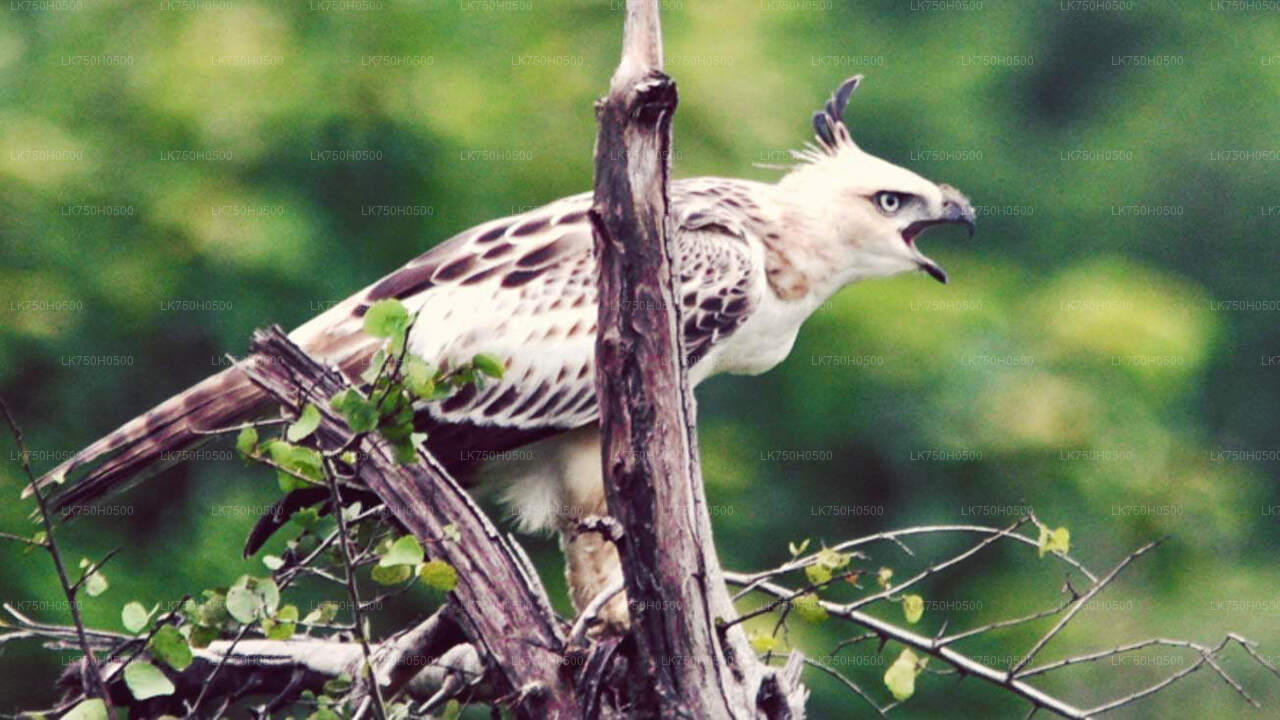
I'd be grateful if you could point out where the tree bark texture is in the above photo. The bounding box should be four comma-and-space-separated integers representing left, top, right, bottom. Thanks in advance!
588, 1, 806, 717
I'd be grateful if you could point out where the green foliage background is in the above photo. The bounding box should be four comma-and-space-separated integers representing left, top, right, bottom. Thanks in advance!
1, 1, 1277, 717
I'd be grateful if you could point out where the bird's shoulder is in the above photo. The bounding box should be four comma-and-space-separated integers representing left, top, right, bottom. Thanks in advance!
288, 180, 773, 442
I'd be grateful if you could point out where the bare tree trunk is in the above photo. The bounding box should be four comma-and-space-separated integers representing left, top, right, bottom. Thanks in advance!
245, 328, 583, 719
588, 1, 806, 717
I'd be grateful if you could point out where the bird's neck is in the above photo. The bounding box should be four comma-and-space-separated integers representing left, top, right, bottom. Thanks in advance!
760, 182, 860, 312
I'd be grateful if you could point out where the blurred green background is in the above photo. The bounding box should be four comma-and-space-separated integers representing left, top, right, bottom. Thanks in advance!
2, 1, 1278, 717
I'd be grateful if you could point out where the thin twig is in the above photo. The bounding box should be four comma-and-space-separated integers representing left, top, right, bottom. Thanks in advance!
0, 529, 45, 546
938, 597, 1073, 647
1, 398, 115, 718
101, 595, 192, 685
325, 456, 388, 720
731, 521, 1098, 602
191, 418, 288, 436
722, 570, 860, 630
1010, 539, 1163, 676
70, 547, 122, 593
830, 632, 879, 655
1019, 636, 1262, 710
726, 573, 1091, 719
792, 655, 887, 717
184, 623, 253, 718
1018, 638, 1180, 678
843, 517, 1029, 614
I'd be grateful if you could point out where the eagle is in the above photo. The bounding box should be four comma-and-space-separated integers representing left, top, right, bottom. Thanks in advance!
30, 75, 975, 627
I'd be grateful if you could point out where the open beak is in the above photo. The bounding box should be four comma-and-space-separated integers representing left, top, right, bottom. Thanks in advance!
902, 184, 975, 284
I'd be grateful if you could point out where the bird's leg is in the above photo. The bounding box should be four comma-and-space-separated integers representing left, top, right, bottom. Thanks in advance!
558, 494, 630, 635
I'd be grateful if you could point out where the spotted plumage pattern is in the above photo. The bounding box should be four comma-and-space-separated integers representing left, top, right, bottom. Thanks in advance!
32, 179, 774, 512
315, 182, 766, 460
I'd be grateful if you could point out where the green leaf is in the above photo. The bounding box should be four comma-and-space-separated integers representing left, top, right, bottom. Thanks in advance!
331, 390, 378, 434
188, 624, 219, 649
291, 507, 320, 531
340, 502, 360, 525
1038, 525, 1070, 558
262, 555, 284, 571
363, 299, 410, 338
404, 356, 436, 398
323, 673, 353, 695
419, 559, 458, 591
287, 404, 321, 442
149, 624, 193, 671
788, 539, 810, 557
371, 563, 413, 586
362, 349, 388, 385
748, 630, 778, 654
309, 709, 342, 720
471, 353, 505, 380
225, 586, 258, 624
251, 576, 279, 613
79, 559, 108, 597
877, 567, 894, 589
379, 535, 425, 567
62, 699, 107, 720
24, 530, 47, 554
792, 593, 827, 623
815, 546, 851, 570
122, 601, 149, 633
84, 568, 109, 591
903, 594, 924, 624
331, 387, 353, 412
124, 660, 175, 700
303, 600, 340, 625
884, 648, 920, 702
265, 441, 324, 487
441, 699, 462, 720
235, 426, 258, 458
804, 563, 832, 586
390, 440, 418, 465
261, 616, 296, 640
194, 590, 229, 627
225, 576, 280, 624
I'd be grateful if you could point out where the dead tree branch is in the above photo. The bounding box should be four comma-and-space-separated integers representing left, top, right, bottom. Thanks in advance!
588, 0, 804, 717
242, 327, 582, 718
725, 518, 1277, 718
21, 606, 489, 716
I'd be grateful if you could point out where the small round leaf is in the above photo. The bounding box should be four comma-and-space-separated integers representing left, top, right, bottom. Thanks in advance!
124, 661, 175, 700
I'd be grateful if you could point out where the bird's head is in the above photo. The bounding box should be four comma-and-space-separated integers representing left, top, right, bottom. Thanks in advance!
777, 76, 975, 285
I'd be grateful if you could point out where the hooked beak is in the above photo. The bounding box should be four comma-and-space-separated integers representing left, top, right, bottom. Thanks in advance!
902, 184, 976, 285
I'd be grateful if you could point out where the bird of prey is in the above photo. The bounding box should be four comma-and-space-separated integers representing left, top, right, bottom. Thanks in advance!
31, 75, 974, 627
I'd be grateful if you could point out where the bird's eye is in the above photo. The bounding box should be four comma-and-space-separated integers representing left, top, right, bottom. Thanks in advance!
875, 191, 903, 214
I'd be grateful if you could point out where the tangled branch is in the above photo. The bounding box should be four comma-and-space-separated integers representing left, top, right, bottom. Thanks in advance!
725, 516, 1279, 718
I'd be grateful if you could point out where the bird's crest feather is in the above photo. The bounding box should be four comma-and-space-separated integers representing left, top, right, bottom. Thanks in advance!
811, 75, 861, 154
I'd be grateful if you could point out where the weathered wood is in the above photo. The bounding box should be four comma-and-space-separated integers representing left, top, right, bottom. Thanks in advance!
588, 1, 805, 717
67, 609, 489, 716
245, 328, 582, 719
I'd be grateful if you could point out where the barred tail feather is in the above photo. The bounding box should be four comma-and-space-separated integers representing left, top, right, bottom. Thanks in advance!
25, 363, 273, 513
